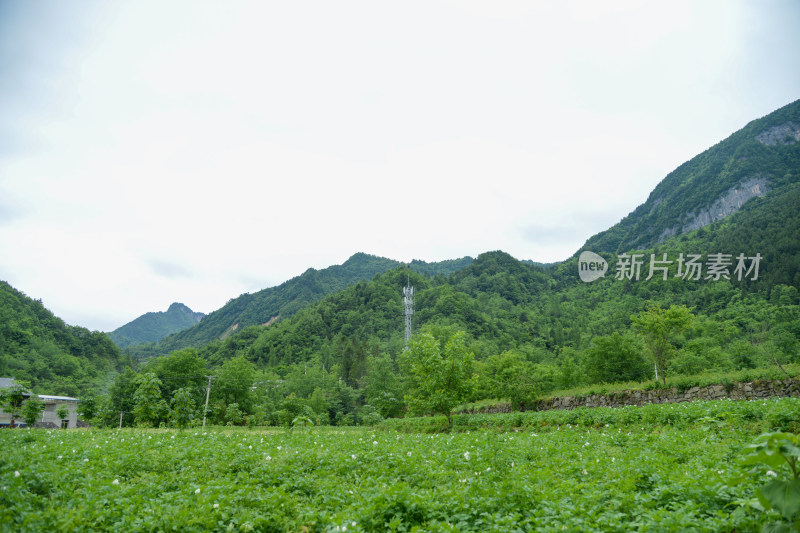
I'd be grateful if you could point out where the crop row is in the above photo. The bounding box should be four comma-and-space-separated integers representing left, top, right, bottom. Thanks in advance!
383, 397, 800, 434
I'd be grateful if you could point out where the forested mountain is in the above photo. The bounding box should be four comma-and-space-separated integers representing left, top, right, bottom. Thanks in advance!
583, 99, 800, 254
183, 99, 800, 374
0, 281, 131, 396
107, 303, 205, 348
100, 100, 800, 428
133, 253, 473, 357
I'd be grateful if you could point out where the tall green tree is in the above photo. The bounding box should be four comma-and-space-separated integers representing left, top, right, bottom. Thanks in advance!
583, 332, 648, 383
170, 387, 195, 430
132, 373, 165, 427
0, 379, 31, 428
400, 330, 476, 426
631, 304, 695, 385
149, 348, 207, 403
214, 356, 256, 412
78, 395, 97, 422
480, 351, 539, 410
56, 404, 70, 427
21, 395, 45, 427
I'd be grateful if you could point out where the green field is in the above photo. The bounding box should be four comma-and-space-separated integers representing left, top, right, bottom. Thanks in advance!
2, 398, 799, 532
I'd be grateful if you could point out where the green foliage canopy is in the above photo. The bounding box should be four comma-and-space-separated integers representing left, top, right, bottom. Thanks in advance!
400, 330, 476, 425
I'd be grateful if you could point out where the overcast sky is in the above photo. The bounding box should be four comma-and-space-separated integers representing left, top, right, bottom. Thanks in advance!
1, 1, 799, 332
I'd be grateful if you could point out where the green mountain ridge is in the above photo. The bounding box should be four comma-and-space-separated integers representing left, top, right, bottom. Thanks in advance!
191, 188, 799, 378
582, 99, 800, 254
179, 100, 800, 378
107, 302, 205, 348
0, 281, 131, 396
131, 253, 474, 357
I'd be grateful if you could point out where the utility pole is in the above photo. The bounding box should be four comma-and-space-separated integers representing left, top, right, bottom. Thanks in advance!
202, 375, 214, 429
118, 411, 124, 430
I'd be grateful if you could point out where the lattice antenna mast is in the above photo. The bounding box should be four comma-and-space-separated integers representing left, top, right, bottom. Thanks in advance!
403, 275, 414, 348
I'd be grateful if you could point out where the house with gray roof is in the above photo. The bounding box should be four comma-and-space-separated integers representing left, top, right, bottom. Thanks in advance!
0, 377, 80, 428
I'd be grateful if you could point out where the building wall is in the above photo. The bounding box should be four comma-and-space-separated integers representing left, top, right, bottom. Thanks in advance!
39, 398, 79, 428
0, 396, 79, 428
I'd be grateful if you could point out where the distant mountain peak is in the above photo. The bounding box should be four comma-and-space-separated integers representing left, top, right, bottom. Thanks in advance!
107, 302, 205, 348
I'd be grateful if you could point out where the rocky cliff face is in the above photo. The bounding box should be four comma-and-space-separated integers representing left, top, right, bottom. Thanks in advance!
580, 101, 800, 254
658, 174, 770, 242
756, 121, 800, 145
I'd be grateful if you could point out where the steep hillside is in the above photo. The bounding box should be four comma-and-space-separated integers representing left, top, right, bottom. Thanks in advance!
183, 100, 800, 376
583, 99, 800, 253
0, 281, 131, 396
107, 302, 205, 348
135, 253, 473, 356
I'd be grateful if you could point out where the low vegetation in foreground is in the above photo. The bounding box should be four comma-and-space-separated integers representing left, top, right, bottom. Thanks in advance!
2, 398, 799, 532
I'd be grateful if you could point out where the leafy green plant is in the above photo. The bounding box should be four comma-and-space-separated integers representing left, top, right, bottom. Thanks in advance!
739, 431, 800, 531
291, 415, 314, 430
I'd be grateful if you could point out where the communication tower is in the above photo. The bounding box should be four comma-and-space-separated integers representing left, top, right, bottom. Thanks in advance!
403, 281, 414, 348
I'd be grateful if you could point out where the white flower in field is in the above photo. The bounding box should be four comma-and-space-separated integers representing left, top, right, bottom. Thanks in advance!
58, 455, 63, 460
351, 454, 357, 460
195, 488, 201, 494
582, 469, 588, 475
611, 458, 615, 462
407, 451, 412, 457
277, 446, 282, 450
486, 467, 491, 472
14, 471, 20, 477
266, 455, 272, 461
112, 479, 120, 485
342, 527, 347, 532
260, 438, 263, 443
213, 503, 219, 508
171, 435, 176, 439
352, 522, 356, 527
249, 445, 252, 450
464, 451, 470, 460
767, 470, 778, 477
84, 458, 89, 463
373, 441, 378, 446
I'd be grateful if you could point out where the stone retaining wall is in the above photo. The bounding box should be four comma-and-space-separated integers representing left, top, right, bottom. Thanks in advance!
534, 378, 800, 412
